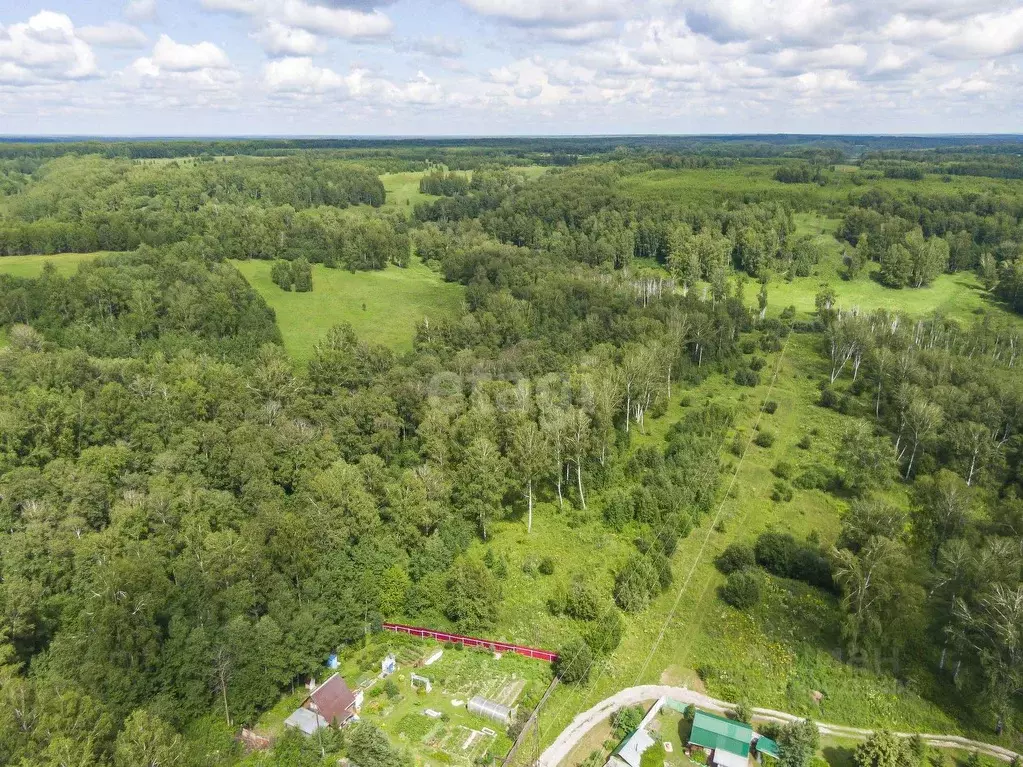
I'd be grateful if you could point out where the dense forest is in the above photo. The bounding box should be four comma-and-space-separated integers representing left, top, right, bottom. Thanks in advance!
1, 138, 1023, 767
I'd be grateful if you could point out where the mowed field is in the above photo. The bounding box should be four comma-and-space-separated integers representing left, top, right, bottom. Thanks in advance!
0, 251, 108, 277
232, 257, 464, 362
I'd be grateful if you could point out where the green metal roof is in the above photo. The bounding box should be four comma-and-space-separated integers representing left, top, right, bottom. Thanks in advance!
756, 737, 780, 759
688, 711, 752, 757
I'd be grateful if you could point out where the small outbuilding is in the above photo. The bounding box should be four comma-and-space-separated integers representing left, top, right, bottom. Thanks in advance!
467, 696, 515, 725
754, 736, 780, 761
688, 710, 753, 767
284, 707, 328, 735
286, 672, 364, 735
608, 727, 656, 767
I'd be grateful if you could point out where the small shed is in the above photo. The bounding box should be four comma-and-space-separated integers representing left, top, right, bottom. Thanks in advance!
382, 654, 397, 675
609, 728, 656, 767
755, 736, 780, 760
285, 707, 328, 735
467, 696, 515, 725
689, 710, 753, 767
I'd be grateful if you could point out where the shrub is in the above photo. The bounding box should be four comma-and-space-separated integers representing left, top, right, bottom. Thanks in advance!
384, 680, 399, 699
819, 387, 839, 409
763, 400, 778, 414
771, 480, 794, 502
614, 555, 659, 613
733, 701, 752, 724
754, 430, 776, 448
565, 579, 603, 621
755, 532, 834, 591
734, 369, 761, 387
772, 461, 794, 480
797, 434, 812, 450
780, 305, 797, 320
554, 637, 592, 684
793, 465, 834, 491
602, 489, 635, 531
611, 706, 645, 739
721, 570, 762, 610
749, 356, 767, 371
585, 606, 625, 656
539, 556, 555, 575
741, 338, 757, 354
716, 542, 755, 574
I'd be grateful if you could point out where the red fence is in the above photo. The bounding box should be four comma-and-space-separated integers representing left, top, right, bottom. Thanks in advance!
381, 623, 558, 663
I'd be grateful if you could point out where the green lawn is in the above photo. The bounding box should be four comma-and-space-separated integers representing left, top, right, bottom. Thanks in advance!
0, 251, 109, 277
231, 257, 464, 362
380, 171, 443, 211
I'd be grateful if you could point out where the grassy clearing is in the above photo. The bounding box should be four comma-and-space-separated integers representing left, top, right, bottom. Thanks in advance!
489, 333, 980, 761
231, 257, 463, 362
620, 166, 1023, 209
0, 251, 109, 277
380, 171, 443, 211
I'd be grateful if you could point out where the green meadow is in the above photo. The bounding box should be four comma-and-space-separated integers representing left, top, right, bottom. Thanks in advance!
0, 251, 108, 277
232, 257, 464, 362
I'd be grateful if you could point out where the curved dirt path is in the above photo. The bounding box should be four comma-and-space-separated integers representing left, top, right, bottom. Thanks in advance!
538, 685, 1020, 767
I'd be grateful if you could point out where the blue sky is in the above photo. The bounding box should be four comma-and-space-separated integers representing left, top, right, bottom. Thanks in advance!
1, 0, 1022, 136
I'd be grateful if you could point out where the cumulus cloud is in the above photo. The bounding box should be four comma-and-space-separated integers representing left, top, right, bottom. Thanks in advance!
79, 22, 148, 48
263, 56, 346, 92
254, 21, 325, 56
124, 0, 158, 23
147, 34, 230, 71
459, 0, 624, 25
0, 11, 97, 82
200, 0, 392, 38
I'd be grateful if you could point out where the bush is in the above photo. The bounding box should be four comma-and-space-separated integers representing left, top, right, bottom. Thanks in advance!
741, 338, 757, 354
819, 387, 839, 409
611, 706, 645, 739
384, 680, 399, 699
793, 465, 834, 491
554, 637, 592, 684
602, 489, 635, 532
772, 461, 794, 479
734, 369, 761, 387
780, 305, 797, 320
797, 434, 812, 450
763, 400, 778, 414
721, 570, 762, 610
771, 480, 794, 502
539, 557, 555, 575
733, 701, 752, 724
754, 430, 776, 448
584, 606, 625, 656
755, 532, 834, 591
565, 579, 602, 621
749, 356, 767, 371
716, 542, 755, 574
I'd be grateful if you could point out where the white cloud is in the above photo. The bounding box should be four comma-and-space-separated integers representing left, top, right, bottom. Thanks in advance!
149, 34, 230, 71
79, 22, 148, 49
459, 0, 623, 25
263, 56, 346, 92
772, 44, 868, 72
200, 0, 392, 38
682, 0, 850, 45
124, 0, 157, 23
0, 11, 97, 82
540, 21, 617, 43
254, 21, 325, 56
